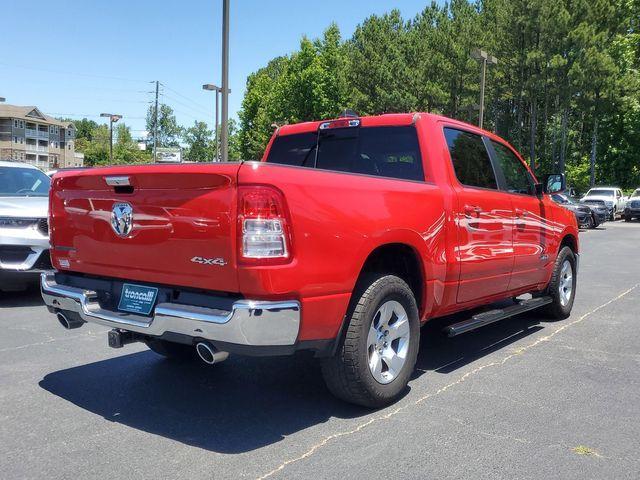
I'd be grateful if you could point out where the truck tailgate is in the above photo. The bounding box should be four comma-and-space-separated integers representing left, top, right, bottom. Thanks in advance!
50, 163, 241, 293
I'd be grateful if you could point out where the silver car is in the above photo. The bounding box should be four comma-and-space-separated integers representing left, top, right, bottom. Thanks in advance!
0, 161, 51, 291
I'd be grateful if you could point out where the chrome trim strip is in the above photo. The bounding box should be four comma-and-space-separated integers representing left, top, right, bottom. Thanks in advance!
105, 176, 131, 186
41, 273, 300, 346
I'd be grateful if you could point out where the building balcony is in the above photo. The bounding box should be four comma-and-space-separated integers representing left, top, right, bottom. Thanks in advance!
25, 129, 50, 139
26, 144, 48, 153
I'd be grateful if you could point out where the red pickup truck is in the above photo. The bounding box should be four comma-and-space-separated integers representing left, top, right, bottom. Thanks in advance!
42, 113, 578, 407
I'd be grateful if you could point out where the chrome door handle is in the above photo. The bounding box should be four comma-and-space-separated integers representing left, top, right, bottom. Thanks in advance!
464, 205, 482, 218
515, 208, 527, 218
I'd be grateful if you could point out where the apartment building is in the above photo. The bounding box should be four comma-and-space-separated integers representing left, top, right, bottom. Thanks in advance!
0, 104, 81, 169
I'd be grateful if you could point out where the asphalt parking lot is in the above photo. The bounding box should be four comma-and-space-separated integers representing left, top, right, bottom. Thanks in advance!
1, 220, 639, 480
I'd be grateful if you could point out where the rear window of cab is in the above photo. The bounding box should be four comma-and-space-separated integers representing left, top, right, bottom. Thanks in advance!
265, 126, 425, 182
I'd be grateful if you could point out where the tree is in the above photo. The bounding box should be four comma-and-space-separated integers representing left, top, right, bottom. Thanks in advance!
183, 121, 214, 162
80, 124, 110, 166
145, 104, 183, 150
71, 118, 99, 142
236, 0, 640, 189
74, 123, 150, 166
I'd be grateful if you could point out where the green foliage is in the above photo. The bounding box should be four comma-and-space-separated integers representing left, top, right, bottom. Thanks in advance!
146, 103, 183, 148
71, 118, 99, 142
73, 122, 150, 166
237, 0, 640, 189
183, 121, 214, 162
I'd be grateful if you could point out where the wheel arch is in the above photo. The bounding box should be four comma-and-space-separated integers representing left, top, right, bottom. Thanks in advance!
353, 241, 427, 319
560, 232, 578, 254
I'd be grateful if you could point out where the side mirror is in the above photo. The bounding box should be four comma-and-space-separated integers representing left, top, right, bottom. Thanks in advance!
543, 173, 566, 194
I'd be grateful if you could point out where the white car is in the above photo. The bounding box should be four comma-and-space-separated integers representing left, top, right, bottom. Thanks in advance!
0, 161, 51, 291
581, 187, 626, 220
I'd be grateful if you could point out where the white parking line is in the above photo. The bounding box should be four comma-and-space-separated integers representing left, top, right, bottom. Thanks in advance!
255, 283, 639, 480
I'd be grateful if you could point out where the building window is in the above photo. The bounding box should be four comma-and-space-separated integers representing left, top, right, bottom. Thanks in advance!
21, 121, 25, 128
13, 136, 17, 143
14, 120, 18, 128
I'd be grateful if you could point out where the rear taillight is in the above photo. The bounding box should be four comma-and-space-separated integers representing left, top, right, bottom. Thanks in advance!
237, 185, 292, 264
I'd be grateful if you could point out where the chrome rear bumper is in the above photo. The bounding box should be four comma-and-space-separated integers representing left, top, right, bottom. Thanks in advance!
41, 273, 300, 346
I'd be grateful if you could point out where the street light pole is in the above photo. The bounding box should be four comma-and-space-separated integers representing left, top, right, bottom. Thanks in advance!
471, 49, 497, 129
202, 83, 222, 161
153, 80, 159, 162
100, 113, 122, 165
220, 0, 230, 162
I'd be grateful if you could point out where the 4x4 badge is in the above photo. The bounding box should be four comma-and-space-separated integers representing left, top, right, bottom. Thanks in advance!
191, 256, 227, 266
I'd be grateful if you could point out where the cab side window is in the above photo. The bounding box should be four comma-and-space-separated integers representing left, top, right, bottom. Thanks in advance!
444, 128, 497, 189
491, 141, 534, 195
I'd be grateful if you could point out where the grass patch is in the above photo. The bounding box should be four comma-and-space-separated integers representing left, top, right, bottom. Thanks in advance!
572, 445, 599, 457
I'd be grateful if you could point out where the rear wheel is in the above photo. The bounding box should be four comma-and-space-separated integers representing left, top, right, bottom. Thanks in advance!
542, 246, 576, 320
321, 275, 420, 408
625, 214, 631, 222
586, 215, 595, 229
146, 339, 197, 361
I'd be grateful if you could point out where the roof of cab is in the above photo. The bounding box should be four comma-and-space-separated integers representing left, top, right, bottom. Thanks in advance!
276, 112, 500, 139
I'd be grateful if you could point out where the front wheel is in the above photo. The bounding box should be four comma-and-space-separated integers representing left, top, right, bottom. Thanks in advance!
321, 275, 420, 408
625, 214, 631, 222
542, 246, 577, 320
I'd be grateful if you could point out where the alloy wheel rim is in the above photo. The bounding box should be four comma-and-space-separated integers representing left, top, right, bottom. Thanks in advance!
367, 300, 410, 385
559, 260, 573, 307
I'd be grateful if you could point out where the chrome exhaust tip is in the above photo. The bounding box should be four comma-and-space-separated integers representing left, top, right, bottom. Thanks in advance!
56, 312, 84, 330
195, 342, 229, 365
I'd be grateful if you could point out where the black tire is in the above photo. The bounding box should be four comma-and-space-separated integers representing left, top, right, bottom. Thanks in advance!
586, 215, 595, 229
542, 246, 577, 320
321, 275, 420, 408
145, 339, 197, 361
624, 214, 631, 222
609, 210, 615, 221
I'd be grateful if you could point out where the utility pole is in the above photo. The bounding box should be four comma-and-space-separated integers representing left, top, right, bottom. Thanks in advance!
153, 80, 159, 162
471, 49, 497, 129
100, 113, 122, 165
220, 0, 230, 162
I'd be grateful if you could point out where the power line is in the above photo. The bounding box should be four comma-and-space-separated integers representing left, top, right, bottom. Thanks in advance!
47, 112, 146, 120
169, 107, 209, 123
161, 92, 211, 116
0, 62, 149, 83
162, 83, 211, 111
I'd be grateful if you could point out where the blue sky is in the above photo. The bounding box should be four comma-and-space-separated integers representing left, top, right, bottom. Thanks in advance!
0, 0, 431, 138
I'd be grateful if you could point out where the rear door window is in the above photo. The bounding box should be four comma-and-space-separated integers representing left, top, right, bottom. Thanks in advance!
444, 128, 497, 189
266, 126, 425, 181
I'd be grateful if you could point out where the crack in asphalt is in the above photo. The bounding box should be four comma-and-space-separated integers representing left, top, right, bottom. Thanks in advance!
0, 331, 101, 353
255, 283, 639, 480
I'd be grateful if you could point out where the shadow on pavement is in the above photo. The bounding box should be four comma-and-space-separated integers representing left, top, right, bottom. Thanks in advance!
39, 308, 546, 453
0, 284, 44, 308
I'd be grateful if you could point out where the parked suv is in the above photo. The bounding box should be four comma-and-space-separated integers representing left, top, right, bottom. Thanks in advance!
581, 187, 625, 220
0, 161, 51, 291
41, 113, 579, 407
624, 188, 640, 221
551, 193, 600, 228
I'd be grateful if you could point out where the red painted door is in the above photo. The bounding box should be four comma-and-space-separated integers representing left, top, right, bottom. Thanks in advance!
442, 127, 514, 304
487, 140, 551, 290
